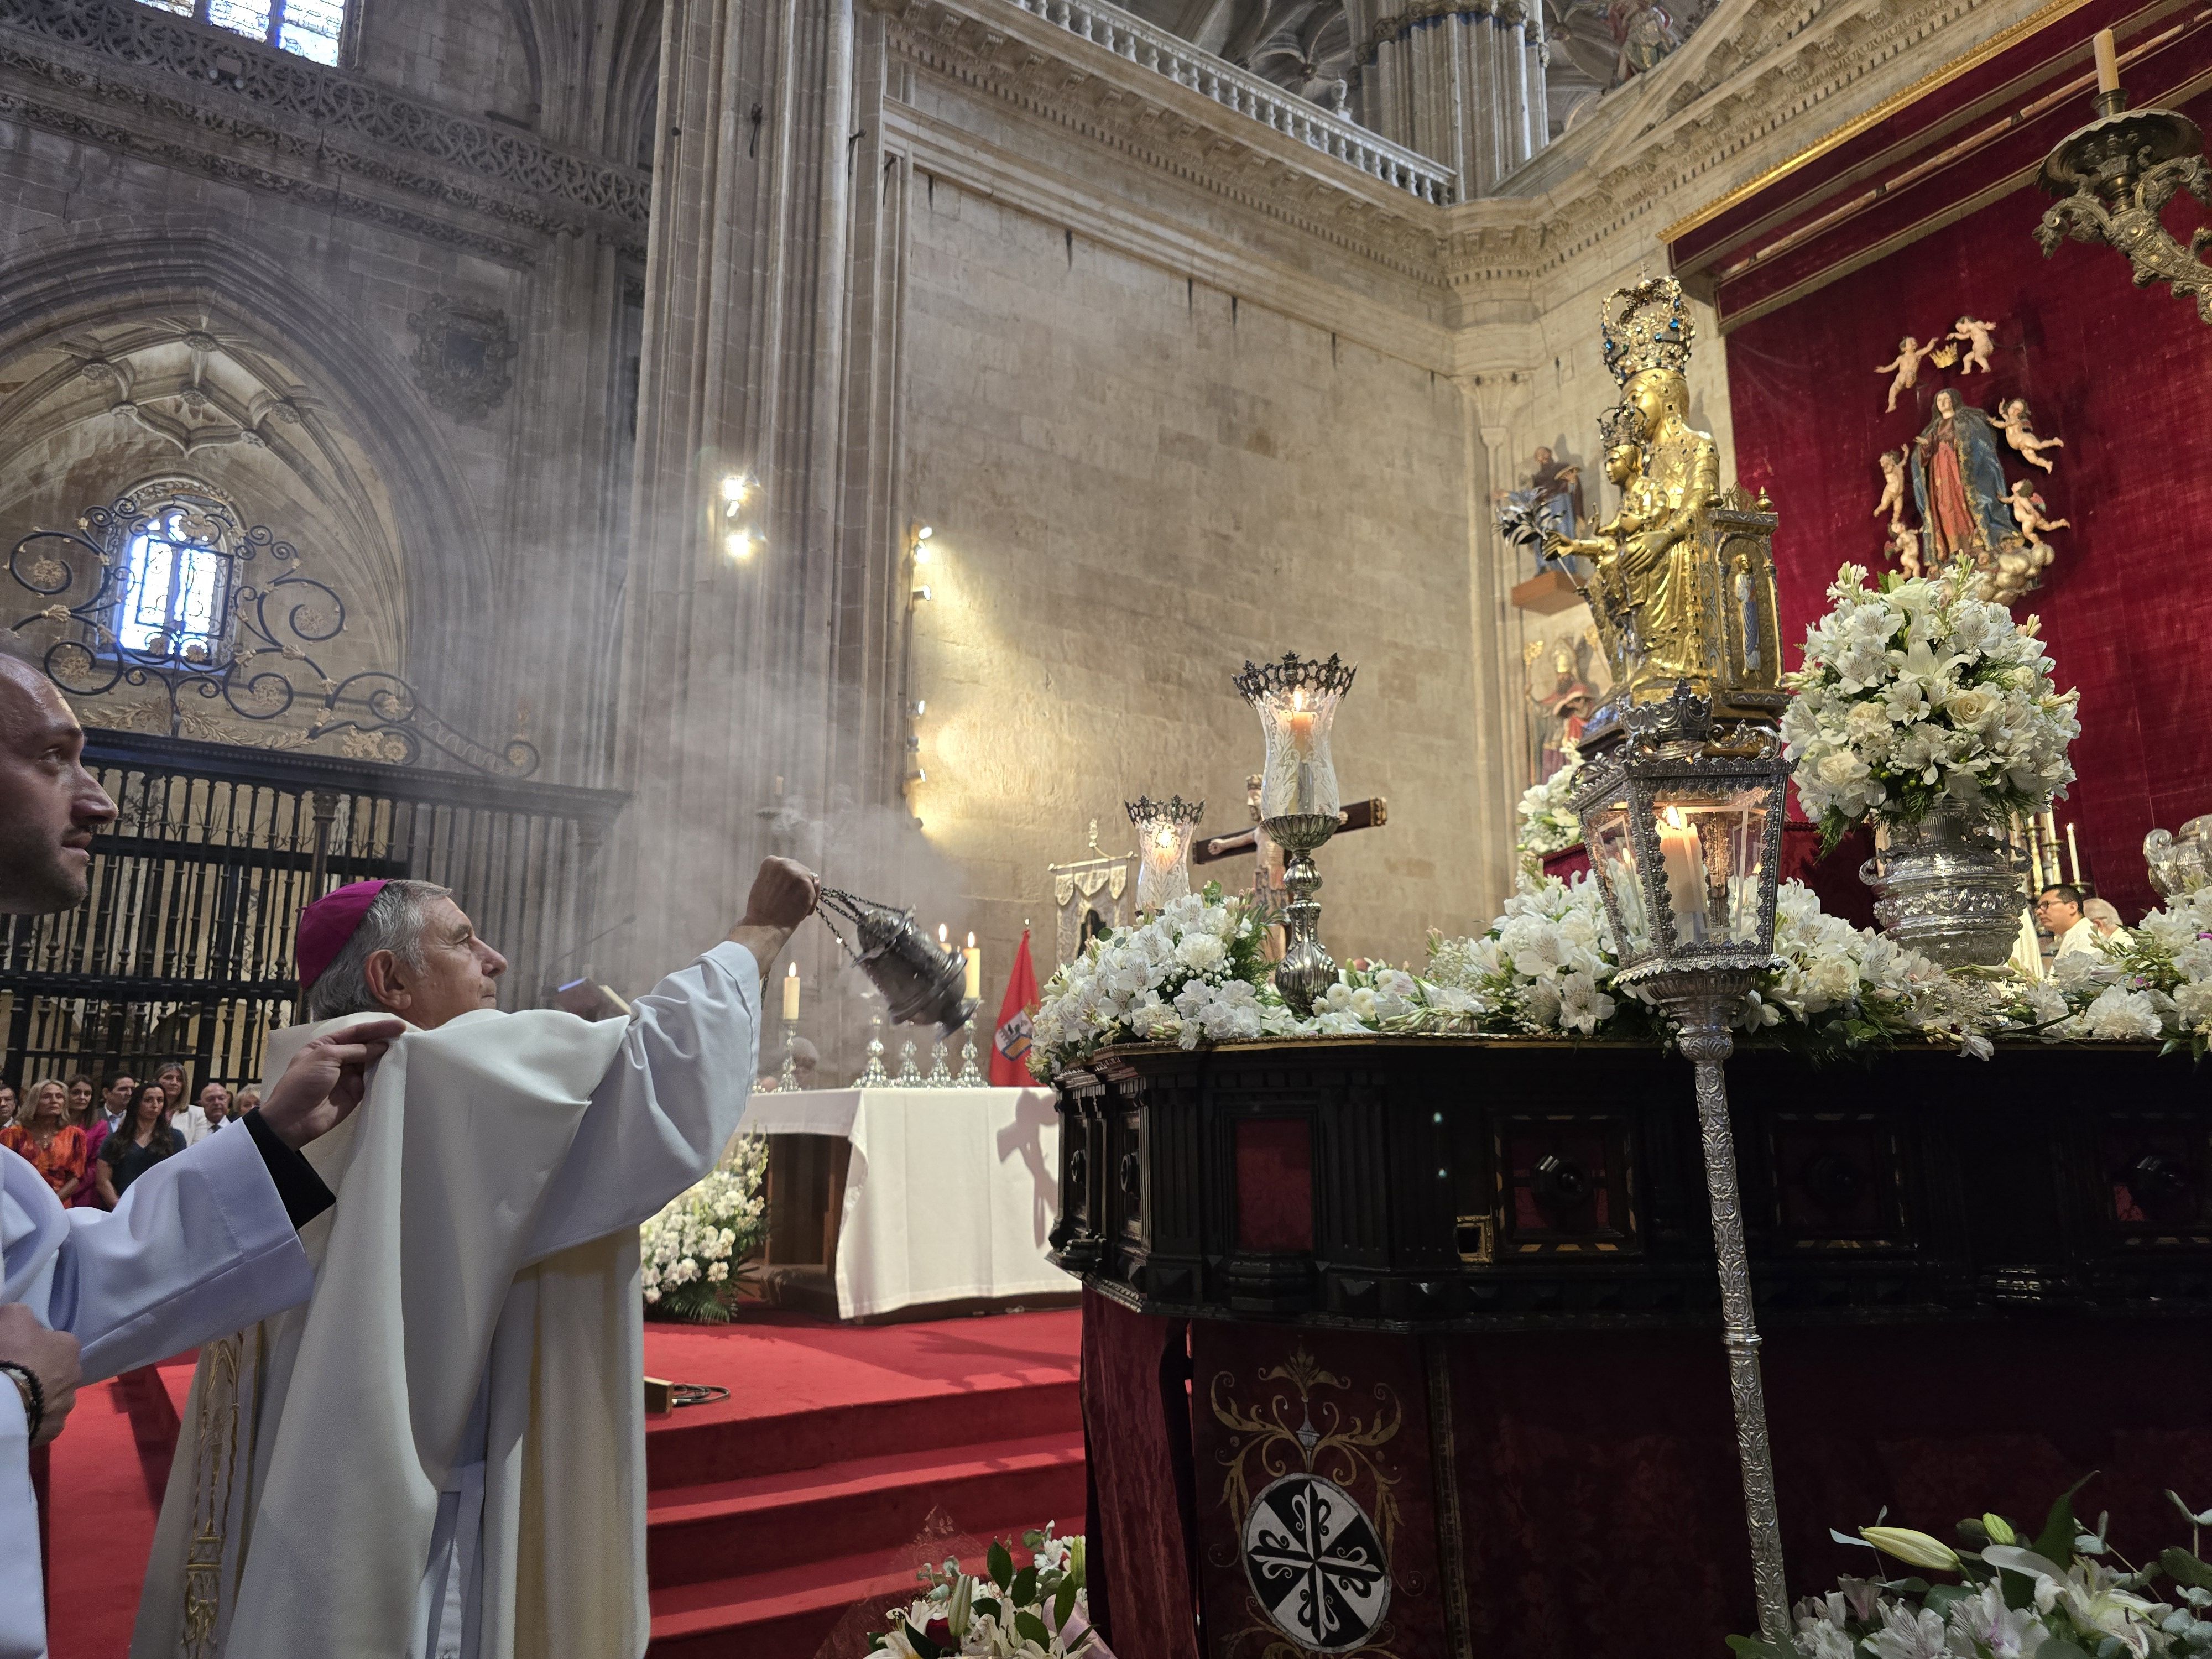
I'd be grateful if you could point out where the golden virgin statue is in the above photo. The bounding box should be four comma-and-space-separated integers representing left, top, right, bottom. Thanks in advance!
1547, 278, 1785, 735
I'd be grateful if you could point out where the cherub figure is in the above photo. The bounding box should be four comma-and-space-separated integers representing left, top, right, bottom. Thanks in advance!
2007, 477, 2070, 540
1949, 316, 1997, 374
1876, 336, 1934, 413
1996, 398, 2065, 473
1874, 448, 1907, 530
1887, 522, 1923, 578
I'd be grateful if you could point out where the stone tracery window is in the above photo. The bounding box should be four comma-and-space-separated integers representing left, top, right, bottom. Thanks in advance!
133, 0, 349, 67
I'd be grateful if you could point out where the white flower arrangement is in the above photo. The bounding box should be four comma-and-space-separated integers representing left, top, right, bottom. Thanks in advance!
1989, 885, 2212, 1057
1516, 742, 1585, 868
1782, 560, 2080, 847
1031, 886, 1293, 1074
869, 1527, 1107, 1658
640, 1133, 767, 1322
1735, 1486, 2212, 1659
1030, 873, 2210, 1076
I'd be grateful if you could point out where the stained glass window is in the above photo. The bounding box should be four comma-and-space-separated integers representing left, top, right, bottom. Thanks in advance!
113, 504, 235, 664
131, 0, 349, 67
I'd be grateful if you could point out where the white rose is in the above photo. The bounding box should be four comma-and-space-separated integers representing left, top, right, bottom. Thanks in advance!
1175, 932, 1227, 973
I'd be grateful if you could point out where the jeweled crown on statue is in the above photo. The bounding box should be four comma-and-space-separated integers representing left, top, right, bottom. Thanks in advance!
1561, 276, 1786, 752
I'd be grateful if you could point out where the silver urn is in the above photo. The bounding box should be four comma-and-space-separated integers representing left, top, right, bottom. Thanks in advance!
1860, 806, 2022, 967
2145, 815, 2212, 899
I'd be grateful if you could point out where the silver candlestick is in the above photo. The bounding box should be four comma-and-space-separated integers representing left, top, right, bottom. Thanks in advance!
894, 1041, 921, 1087
857, 1010, 890, 1088
925, 1037, 952, 1087
777, 1018, 799, 1092
956, 1038, 984, 1087
1262, 811, 1340, 1015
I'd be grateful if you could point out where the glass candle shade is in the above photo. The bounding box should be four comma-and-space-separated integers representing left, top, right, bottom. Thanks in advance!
1233, 653, 1357, 826
1573, 736, 1788, 977
1128, 795, 1204, 912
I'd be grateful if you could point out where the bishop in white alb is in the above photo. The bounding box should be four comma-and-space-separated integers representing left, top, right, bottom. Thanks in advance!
132, 920, 766, 1659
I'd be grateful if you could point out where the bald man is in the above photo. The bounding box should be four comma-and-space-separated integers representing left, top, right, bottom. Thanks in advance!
0, 637, 395, 1659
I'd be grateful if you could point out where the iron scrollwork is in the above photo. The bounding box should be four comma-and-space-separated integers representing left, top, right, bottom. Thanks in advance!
8, 489, 538, 777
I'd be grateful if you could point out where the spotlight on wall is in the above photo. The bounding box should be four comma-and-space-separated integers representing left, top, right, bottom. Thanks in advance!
911, 583, 932, 602
721, 472, 759, 512
907, 521, 935, 564
724, 527, 761, 562
910, 698, 927, 718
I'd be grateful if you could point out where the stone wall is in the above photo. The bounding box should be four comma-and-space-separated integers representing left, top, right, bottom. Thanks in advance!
901, 177, 1488, 972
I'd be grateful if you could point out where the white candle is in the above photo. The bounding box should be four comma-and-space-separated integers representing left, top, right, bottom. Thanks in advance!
2066, 822, 2081, 885
2094, 27, 2120, 95
963, 932, 981, 1000
1656, 807, 1709, 943
782, 962, 800, 1021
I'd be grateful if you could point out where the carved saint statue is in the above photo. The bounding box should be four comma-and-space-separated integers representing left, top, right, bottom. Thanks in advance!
1910, 388, 2021, 567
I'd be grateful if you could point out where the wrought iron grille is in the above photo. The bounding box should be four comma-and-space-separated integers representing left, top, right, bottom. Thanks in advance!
0, 730, 626, 1092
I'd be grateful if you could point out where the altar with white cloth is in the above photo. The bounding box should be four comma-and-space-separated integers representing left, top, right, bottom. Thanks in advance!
735, 1086, 1077, 1320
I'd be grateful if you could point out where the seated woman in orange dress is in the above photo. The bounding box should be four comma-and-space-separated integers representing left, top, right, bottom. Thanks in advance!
0, 1075, 90, 1201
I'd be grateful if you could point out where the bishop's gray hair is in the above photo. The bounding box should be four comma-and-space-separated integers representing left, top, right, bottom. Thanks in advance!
301, 879, 453, 1024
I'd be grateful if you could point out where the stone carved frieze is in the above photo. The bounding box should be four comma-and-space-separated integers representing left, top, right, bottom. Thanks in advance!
407, 296, 518, 422
0, 0, 646, 251
875, 0, 2024, 309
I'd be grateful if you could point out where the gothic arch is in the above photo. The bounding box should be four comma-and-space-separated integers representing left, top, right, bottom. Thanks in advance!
0, 225, 497, 717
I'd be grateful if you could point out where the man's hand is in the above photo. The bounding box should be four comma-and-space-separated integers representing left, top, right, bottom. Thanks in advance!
255, 1017, 407, 1151
729, 857, 820, 978
0, 1302, 80, 1448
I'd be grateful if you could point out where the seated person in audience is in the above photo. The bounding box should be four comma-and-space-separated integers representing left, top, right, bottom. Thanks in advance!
2035, 884, 2101, 960
77, 1071, 131, 1207
0, 1078, 87, 1201
155, 1061, 187, 1120
2083, 896, 2131, 947
232, 1085, 262, 1120
0, 1084, 14, 1131
94, 1071, 133, 1138
97, 1081, 180, 1207
179, 1082, 231, 1145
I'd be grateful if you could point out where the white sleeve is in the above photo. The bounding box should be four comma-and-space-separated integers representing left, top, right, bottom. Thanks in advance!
0, 1383, 41, 1659
523, 941, 763, 1265
45, 1124, 314, 1382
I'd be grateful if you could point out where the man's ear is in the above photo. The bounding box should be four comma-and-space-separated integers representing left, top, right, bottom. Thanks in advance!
361, 949, 411, 1012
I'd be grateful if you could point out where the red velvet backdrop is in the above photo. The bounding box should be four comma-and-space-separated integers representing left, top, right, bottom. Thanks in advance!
1725, 92, 2212, 921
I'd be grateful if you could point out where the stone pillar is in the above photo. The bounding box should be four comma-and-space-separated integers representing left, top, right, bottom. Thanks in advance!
1358, 1, 1546, 195
1458, 368, 1532, 913
609, 0, 907, 983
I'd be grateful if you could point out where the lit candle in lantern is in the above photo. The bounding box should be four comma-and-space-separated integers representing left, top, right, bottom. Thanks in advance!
1656, 806, 1709, 945
782, 961, 800, 1021
1286, 688, 1319, 813
2094, 27, 2120, 96
963, 932, 982, 1000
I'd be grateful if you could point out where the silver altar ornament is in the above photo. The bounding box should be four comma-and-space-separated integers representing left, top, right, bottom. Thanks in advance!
894, 1041, 921, 1088
1571, 683, 1794, 1647
1234, 652, 1357, 1015
926, 1037, 952, 1088
858, 1008, 890, 1088
2146, 814, 2212, 899
817, 884, 977, 1034
956, 1039, 985, 1087
1861, 808, 2023, 967
1126, 795, 1204, 912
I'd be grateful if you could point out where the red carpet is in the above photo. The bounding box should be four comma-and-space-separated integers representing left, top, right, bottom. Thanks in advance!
39, 1308, 1082, 1659
644, 1307, 1085, 1659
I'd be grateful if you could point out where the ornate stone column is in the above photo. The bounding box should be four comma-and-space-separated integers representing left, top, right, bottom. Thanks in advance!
609, 0, 908, 983
1358, 1, 1547, 194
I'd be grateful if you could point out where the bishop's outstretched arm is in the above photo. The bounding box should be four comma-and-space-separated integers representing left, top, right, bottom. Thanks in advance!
522, 940, 764, 1265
